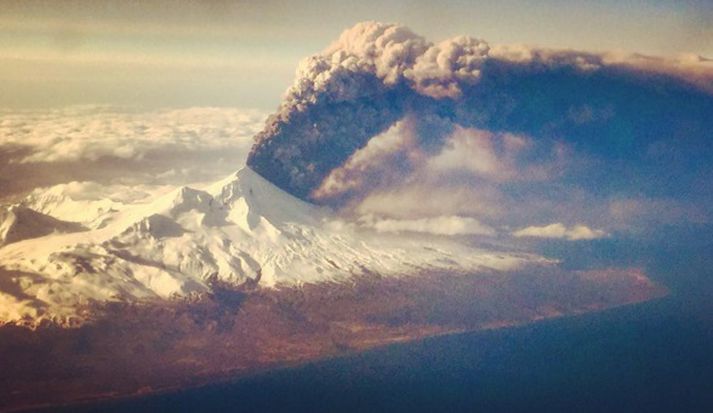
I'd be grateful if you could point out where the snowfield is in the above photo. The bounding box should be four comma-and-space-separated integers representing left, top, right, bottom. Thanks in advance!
0, 167, 545, 327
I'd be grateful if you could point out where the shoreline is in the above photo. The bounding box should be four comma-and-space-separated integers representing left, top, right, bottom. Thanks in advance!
1, 268, 665, 412
8, 293, 668, 413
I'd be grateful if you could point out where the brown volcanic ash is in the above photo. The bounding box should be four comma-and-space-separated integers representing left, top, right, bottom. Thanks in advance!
246, 22, 713, 205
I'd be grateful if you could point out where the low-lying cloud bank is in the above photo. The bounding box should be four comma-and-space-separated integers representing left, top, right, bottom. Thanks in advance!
0, 106, 266, 200
247, 21, 713, 233
1, 106, 264, 164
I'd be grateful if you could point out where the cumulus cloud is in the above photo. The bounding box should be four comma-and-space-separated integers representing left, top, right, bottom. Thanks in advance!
513, 223, 608, 241
362, 215, 495, 236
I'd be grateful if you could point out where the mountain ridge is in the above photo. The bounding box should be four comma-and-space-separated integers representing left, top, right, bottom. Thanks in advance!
0, 167, 542, 327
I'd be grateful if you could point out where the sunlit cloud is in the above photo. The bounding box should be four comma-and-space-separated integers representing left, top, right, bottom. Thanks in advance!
362, 215, 496, 236
0, 106, 265, 164
513, 223, 608, 241
0, 106, 267, 199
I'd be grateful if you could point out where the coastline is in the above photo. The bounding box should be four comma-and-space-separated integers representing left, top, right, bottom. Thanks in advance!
1, 269, 665, 412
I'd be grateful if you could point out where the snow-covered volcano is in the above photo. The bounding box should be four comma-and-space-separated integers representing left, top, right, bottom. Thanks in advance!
0, 167, 543, 327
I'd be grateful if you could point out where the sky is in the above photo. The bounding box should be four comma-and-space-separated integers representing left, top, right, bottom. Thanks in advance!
1, 0, 711, 109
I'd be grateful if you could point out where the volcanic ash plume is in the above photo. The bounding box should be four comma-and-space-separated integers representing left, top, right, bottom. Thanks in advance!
247, 21, 490, 200
247, 21, 713, 208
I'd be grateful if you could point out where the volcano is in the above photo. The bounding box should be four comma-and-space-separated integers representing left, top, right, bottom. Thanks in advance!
0, 167, 543, 327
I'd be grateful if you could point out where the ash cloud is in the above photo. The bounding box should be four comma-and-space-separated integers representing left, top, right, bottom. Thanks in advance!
247, 21, 713, 221
247, 21, 490, 200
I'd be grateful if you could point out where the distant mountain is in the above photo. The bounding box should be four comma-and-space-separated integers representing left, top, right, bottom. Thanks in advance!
0, 167, 542, 327
0, 206, 85, 247
20, 182, 158, 229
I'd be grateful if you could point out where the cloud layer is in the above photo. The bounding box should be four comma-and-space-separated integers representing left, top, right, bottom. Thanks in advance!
1, 106, 264, 164
0, 106, 266, 200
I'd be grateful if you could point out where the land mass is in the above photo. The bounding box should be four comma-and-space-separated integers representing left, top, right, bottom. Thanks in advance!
0, 268, 664, 412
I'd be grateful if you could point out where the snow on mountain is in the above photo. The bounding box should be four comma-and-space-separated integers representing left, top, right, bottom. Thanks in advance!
0, 206, 85, 247
21, 182, 169, 228
0, 167, 546, 327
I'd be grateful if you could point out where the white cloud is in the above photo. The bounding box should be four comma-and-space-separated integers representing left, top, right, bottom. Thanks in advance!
0, 106, 265, 164
363, 215, 496, 236
513, 223, 607, 241
0, 106, 268, 199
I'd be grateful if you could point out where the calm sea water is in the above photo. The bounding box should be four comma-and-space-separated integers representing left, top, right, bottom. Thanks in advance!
51, 226, 713, 413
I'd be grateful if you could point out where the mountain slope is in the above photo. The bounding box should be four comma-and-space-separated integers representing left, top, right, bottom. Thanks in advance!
0, 167, 544, 327
0, 206, 85, 247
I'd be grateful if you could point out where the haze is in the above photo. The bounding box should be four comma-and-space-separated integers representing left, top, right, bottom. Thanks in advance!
1, 0, 711, 109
